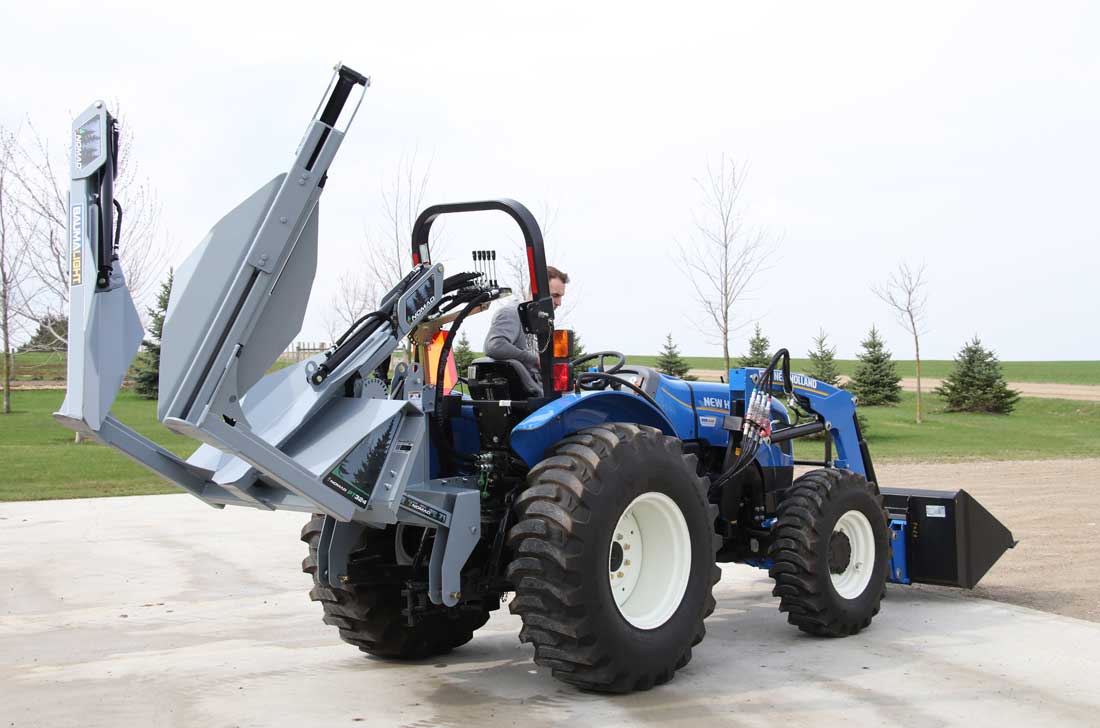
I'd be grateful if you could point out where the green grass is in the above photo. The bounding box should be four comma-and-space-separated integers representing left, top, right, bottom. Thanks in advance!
8, 351, 67, 381
2, 377, 1098, 503
793, 391, 1100, 462
627, 356, 1100, 385
0, 389, 198, 501
11, 351, 1100, 385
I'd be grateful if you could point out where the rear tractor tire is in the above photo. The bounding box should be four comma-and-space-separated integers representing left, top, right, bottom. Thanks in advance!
768, 468, 890, 636
507, 424, 721, 693
301, 515, 492, 659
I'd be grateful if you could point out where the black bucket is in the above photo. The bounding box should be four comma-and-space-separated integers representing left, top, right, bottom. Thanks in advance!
881, 487, 1017, 589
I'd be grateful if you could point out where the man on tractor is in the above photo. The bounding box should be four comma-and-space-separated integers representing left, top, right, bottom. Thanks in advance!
483, 265, 569, 385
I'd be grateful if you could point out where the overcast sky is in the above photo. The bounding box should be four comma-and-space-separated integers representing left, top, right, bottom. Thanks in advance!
3, 1, 1098, 361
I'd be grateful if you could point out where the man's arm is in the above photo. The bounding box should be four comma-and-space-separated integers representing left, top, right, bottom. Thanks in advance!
484, 304, 538, 367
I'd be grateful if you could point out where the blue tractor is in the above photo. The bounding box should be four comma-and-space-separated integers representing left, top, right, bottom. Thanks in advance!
56, 65, 1015, 693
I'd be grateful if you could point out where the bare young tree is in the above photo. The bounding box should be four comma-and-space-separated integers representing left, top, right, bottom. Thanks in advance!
8, 111, 165, 347
504, 201, 558, 300
324, 151, 440, 357
873, 262, 929, 423
0, 129, 33, 414
323, 270, 375, 344
675, 155, 774, 372
369, 149, 439, 297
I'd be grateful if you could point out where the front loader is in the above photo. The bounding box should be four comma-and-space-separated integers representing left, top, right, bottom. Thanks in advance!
57, 65, 1015, 693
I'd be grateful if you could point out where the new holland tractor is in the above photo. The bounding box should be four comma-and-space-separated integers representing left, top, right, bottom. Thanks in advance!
56, 65, 1015, 693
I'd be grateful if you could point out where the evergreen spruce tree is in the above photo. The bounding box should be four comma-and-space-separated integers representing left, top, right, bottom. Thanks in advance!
739, 323, 771, 367
655, 333, 694, 379
570, 333, 588, 378
453, 331, 476, 375
806, 328, 841, 386
849, 325, 902, 406
132, 271, 173, 399
19, 315, 68, 352
936, 336, 1019, 414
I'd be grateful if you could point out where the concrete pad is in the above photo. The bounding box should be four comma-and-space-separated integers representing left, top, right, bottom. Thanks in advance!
1, 494, 1097, 727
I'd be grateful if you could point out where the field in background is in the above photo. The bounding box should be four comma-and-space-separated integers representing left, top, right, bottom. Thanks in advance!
8, 352, 67, 381
2, 386, 1098, 501
796, 392, 1099, 462
8, 352, 1100, 386
627, 356, 1100, 386
0, 390, 194, 501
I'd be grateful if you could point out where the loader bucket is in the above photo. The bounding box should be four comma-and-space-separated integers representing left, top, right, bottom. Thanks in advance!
881, 487, 1016, 589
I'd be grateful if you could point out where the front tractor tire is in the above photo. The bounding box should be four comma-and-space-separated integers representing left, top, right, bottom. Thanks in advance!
507, 424, 720, 693
768, 468, 890, 637
301, 516, 491, 659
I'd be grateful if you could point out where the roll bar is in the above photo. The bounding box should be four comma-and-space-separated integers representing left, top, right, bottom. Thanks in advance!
410, 199, 555, 396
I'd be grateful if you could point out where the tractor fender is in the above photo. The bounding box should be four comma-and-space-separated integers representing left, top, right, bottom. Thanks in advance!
510, 390, 678, 466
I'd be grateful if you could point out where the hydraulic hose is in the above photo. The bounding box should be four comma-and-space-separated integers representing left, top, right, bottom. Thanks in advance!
432, 291, 492, 471
333, 310, 386, 348
710, 348, 794, 496
112, 199, 123, 259
311, 313, 390, 385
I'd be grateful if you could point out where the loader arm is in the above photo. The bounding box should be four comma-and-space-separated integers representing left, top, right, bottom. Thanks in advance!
727, 364, 1015, 589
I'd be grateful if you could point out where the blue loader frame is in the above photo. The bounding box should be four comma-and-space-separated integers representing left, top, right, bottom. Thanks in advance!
503, 363, 1012, 589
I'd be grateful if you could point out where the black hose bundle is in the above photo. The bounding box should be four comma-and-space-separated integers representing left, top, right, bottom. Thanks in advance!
431, 290, 493, 471
311, 312, 390, 385
710, 349, 794, 495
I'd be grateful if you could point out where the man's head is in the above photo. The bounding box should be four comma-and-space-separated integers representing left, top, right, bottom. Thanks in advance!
547, 266, 569, 310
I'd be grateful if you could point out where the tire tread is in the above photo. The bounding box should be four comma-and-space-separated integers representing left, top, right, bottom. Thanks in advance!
767, 468, 888, 637
301, 516, 491, 659
507, 424, 721, 692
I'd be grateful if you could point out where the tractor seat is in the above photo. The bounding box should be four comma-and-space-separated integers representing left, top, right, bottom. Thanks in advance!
468, 357, 542, 400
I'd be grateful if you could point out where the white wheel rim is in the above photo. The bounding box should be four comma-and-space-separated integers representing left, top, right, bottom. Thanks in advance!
608, 492, 692, 630
830, 510, 876, 600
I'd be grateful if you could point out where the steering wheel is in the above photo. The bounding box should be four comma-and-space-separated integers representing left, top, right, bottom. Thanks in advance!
569, 351, 627, 391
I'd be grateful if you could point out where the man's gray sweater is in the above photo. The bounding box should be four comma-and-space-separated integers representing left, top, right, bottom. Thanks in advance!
483, 301, 542, 384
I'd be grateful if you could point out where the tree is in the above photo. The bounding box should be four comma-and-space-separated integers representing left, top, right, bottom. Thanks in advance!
675, 156, 774, 372
802, 329, 856, 441
0, 130, 33, 415
570, 333, 588, 379
368, 150, 445, 303
739, 322, 771, 367
328, 151, 442, 357
936, 336, 1019, 414
873, 262, 929, 423
323, 270, 374, 344
505, 201, 557, 300
9, 112, 166, 345
849, 325, 902, 406
453, 331, 476, 375
656, 333, 693, 379
19, 314, 67, 352
806, 329, 841, 387
132, 271, 172, 399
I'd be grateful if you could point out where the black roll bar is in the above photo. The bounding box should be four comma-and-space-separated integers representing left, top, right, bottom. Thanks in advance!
410, 199, 555, 396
